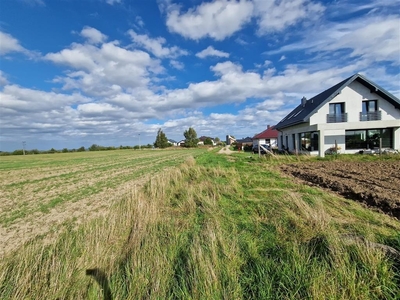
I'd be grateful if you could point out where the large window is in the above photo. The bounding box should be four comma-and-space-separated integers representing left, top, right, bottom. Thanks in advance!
345, 128, 393, 149
362, 100, 377, 113
328, 103, 346, 122
299, 132, 319, 151
361, 100, 380, 121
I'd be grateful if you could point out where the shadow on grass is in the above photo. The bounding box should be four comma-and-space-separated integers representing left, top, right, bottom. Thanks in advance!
86, 268, 113, 300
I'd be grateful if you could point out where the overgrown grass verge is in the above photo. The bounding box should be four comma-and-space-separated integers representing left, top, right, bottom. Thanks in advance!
1, 153, 399, 299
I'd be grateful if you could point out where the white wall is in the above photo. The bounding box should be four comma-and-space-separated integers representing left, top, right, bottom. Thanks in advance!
253, 138, 278, 147
310, 81, 400, 125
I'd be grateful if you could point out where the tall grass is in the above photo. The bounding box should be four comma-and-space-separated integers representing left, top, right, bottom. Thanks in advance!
1, 153, 399, 299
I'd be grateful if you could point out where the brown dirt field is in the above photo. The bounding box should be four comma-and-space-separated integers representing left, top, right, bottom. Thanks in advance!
280, 161, 400, 219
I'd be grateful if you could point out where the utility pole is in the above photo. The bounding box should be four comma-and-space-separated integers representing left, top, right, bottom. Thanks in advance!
22, 141, 26, 155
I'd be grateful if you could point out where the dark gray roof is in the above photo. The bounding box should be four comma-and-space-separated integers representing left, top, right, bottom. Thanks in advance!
236, 136, 253, 143
275, 73, 400, 130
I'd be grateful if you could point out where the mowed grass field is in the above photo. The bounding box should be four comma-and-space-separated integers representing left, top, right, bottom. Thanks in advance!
0, 149, 205, 256
1, 149, 400, 299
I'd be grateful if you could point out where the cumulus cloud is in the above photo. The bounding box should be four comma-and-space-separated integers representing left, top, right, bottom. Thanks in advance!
80, 27, 107, 44
0, 31, 28, 55
164, 0, 325, 40
44, 30, 164, 96
196, 46, 229, 59
170, 60, 184, 70
1, 85, 91, 113
127, 29, 188, 58
165, 0, 254, 40
253, 0, 325, 34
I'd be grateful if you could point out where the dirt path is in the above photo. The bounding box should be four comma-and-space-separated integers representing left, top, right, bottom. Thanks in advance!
218, 145, 235, 154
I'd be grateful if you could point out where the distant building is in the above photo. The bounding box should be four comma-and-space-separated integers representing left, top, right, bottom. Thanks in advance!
168, 139, 178, 146
236, 137, 253, 146
253, 125, 279, 148
226, 135, 236, 145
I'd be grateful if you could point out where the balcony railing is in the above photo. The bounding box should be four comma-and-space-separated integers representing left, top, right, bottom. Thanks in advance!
360, 111, 382, 121
327, 113, 347, 123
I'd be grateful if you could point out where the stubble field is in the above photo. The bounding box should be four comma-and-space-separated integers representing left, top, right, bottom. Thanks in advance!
0, 149, 204, 257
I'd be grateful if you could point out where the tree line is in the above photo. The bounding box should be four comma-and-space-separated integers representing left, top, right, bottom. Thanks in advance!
1, 127, 220, 156
153, 127, 221, 148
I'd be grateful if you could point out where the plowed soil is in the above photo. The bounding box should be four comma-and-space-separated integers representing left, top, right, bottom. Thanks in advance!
280, 161, 400, 219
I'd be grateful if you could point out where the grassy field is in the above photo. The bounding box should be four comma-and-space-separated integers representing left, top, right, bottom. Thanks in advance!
1, 149, 399, 299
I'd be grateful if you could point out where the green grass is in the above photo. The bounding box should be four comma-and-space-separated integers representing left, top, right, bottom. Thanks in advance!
1, 151, 399, 299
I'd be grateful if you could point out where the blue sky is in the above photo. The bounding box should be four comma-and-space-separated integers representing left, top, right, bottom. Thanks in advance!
0, 0, 399, 151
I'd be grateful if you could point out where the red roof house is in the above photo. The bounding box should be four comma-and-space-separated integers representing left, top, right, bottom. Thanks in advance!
253, 125, 279, 148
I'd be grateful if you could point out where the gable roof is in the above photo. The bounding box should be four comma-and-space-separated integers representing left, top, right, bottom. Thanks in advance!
236, 136, 253, 143
275, 73, 400, 130
253, 126, 279, 139
199, 136, 214, 141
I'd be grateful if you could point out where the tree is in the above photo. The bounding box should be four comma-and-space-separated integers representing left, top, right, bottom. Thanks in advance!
183, 127, 199, 148
154, 128, 169, 148
77, 146, 85, 152
204, 137, 213, 145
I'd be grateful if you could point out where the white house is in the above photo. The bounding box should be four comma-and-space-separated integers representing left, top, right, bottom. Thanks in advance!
275, 74, 400, 157
253, 125, 279, 148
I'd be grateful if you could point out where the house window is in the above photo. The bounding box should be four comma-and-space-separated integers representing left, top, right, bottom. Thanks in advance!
345, 129, 393, 149
292, 134, 296, 150
299, 132, 319, 151
361, 100, 380, 121
327, 103, 347, 122
345, 130, 366, 149
311, 132, 319, 151
285, 136, 289, 150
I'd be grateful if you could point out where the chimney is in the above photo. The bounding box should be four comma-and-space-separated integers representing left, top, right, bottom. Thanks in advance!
301, 96, 307, 107
267, 125, 270, 129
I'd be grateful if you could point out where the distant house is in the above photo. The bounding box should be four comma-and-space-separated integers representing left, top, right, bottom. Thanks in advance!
275, 73, 400, 157
177, 140, 185, 147
226, 135, 236, 145
168, 139, 178, 146
198, 136, 216, 146
236, 137, 253, 147
253, 125, 279, 148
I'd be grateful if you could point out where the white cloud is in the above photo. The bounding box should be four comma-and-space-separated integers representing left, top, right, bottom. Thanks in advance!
266, 15, 400, 65
253, 0, 325, 34
170, 60, 184, 70
165, 0, 254, 40
127, 29, 188, 58
44, 30, 164, 96
0, 71, 9, 85
0, 32, 27, 55
279, 55, 286, 61
80, 27, 107, 44
196, 46, 229, 59
164, 0, 325, 40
